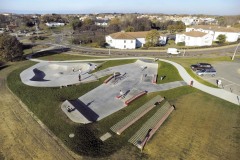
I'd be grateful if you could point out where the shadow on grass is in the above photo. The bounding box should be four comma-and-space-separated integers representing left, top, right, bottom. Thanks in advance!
68, 125, 119, 158
0, 64, 9, 71
32, 47, 71, 58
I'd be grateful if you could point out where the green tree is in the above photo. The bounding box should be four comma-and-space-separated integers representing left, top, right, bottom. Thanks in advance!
125, 26, 135, 32
217, 34, 226, 44
145, 29, 160, 47
71, 19, 82, 30
0, 34, 23, 61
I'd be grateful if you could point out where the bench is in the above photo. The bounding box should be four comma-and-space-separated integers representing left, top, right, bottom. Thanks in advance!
111, 95, 165, 135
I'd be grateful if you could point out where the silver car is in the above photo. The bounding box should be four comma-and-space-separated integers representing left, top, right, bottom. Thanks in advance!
196, 68, 216, 77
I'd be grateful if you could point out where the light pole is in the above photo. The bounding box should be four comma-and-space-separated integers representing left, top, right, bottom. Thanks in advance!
232, 42, 240, 60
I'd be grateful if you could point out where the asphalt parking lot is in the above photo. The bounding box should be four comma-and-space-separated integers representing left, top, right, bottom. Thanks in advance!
199, 62, 240, 96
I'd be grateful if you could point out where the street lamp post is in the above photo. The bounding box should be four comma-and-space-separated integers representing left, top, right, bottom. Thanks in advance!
232, 42, 240, 61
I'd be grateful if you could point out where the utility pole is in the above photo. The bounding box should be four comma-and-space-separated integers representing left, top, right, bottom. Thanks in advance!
232, 42, 240, 61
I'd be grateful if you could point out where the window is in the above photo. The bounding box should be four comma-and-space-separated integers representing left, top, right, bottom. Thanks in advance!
131, 40, 133, 43
124, 45, 126, 48
124, 40, 126, 43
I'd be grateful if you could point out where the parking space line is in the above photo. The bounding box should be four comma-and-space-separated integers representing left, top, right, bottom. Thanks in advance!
220, 78, 240, 87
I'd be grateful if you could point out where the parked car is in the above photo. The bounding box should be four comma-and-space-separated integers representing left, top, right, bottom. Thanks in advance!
196, 68, 216, 77
167, 48, 180, 55
190, 63, 212, 71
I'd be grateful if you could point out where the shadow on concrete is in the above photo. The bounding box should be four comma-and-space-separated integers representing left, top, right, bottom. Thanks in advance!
30, 68, 49, 81
69, 99, 99, 122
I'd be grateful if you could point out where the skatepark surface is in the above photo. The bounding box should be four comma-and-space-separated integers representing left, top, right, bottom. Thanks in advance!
59, 60, 186, 123
20, 62, 98, 87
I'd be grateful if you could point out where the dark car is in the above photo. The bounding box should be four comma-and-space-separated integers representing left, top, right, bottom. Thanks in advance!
190, 63, 212, 71
196, 68, 216, 77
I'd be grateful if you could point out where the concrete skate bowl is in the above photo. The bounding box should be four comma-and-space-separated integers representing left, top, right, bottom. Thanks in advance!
20, 62, 94, 87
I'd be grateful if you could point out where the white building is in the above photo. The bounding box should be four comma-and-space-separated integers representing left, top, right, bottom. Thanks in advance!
175, 31, 213, 46
106, 31, 167, 49
176, 25, 240, 46
45, 22, 65, 27
187, 25, 240, 42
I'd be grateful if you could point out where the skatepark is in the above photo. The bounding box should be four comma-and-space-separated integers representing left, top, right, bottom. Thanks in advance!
20, 62, 98, 87
20, 59, 186, 124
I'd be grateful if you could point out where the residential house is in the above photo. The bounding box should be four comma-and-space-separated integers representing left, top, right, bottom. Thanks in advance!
175, 31, 213, 46
186, 25, 240, 42
106, 31, 167, 49
95, 19, 109, 26
45, 22, 65, 27
175, 25, 240, 46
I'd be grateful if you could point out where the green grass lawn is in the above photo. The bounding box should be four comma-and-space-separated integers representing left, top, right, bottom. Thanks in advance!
157, 61, 183, 84
36, 52, 110, 61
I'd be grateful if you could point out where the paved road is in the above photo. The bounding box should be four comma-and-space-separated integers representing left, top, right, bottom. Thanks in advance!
0, 65, 79, 160
25, 42, 240, 57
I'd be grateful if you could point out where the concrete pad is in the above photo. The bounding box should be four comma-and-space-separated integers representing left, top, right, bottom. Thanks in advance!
61, 59, 187, 124
20, 62, 99, 87
100, 132, 112, 141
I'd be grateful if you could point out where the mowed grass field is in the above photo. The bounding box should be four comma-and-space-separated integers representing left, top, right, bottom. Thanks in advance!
144, 91, 240, 160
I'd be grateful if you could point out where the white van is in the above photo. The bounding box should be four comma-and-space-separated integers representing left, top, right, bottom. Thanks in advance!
167, 48, 180, 55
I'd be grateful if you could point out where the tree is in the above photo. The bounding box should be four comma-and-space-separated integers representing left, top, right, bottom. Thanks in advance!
0, 34, 23, 61
71, 19, 82, 30
145, 30, 160, 47
125, 26, 134, 32
217, 34, 226, 44
132, 17, 152, 31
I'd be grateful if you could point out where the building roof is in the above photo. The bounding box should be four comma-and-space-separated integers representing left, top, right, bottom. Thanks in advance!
108, 31, 149, 39
183, 31, 208, 37
190, 25, 240, 33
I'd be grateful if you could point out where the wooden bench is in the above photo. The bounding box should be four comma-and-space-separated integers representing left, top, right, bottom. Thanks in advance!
111, 95, 165, 135
128, 101, 174, 149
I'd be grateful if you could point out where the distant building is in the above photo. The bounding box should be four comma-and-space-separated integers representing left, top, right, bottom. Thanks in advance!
106, 31, 167, 49
45, 22, 65, 27
95, 20, 109, 26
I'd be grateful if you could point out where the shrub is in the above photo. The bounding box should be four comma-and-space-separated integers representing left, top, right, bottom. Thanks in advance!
177, 42, 185, 46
